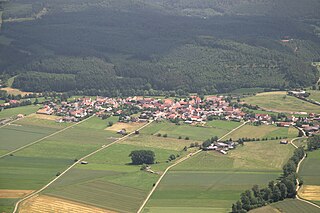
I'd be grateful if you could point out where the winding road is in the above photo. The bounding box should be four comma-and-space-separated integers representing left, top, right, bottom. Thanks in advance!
290, 137, 320, 209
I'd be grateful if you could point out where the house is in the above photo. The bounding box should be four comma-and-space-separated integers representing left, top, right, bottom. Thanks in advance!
117, 129, 127, 135
220, 150, 227, 155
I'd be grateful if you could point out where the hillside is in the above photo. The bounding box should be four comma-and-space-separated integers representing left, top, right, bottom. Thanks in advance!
0, 0, 320, 95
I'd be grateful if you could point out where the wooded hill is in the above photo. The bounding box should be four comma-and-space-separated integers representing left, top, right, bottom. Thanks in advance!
1, 0, 320, 95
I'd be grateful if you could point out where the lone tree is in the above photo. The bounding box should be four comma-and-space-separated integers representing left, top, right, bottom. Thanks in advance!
129, 150, 155, 165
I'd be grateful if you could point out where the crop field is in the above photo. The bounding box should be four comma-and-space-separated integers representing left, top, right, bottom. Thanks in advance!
41, 121, 199, 213
140, 120, 242, 141
143, 139, 294, 213
227, 124, 298, 140
19, 195, 115, 213
0, 116, 119, 212
0, 116, 70, 155
0, 198, 18, 213
243, 91, 320, 113
251, 199, 320, 213
298, 149, 320, 204
0, 105, 39, 119
106, 121, 146, 133
299, 150, 320, 185
0, 87, 33, 96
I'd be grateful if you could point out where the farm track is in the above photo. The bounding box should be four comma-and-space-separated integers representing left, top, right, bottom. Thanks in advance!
290, 138, 320, 209
137, 121, 249, 213
0, 115, 95, 159
13, 119, 155, 213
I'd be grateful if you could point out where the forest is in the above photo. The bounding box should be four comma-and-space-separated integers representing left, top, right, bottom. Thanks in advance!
1, 0, 320, 95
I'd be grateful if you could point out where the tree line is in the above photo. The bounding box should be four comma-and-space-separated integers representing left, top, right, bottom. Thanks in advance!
232, 147, 305, 212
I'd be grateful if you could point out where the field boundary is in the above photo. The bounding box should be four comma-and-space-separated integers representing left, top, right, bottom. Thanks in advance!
0, 115, 94, 159
13, 119, 154, 213
137, 121, 248, 213
290, 138, 320, 209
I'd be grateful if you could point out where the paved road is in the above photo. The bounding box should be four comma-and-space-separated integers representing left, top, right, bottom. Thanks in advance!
12, 119, 154, 213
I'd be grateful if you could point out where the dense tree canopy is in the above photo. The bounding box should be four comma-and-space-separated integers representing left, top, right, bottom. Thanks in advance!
129, 150, 155, 165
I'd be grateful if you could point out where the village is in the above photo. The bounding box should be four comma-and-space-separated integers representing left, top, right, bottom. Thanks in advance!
31, 94, 320, 137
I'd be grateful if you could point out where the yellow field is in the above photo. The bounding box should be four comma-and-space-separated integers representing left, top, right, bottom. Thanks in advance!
298, 185, 320, 201
29, 114, 60, 121
19, 195, 115, 213
0, 190, 34, 198
1, 87, 33, 96
106, 122, 146, 133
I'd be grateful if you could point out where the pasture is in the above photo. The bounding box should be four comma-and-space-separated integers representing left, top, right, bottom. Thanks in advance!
0, 105, 39, 119
308, 90, 320, 102
250, 199, 320, 213
143, 140, 294, 213
140, 120, 242, 141
243, 91, 320, 113
227, 124, 298, 140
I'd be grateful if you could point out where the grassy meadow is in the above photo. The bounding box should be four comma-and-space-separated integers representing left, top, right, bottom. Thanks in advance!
243, 92, 320, 113
0, 105, 39, 119
141, 120, 242, 141
227, 124, 298, 140
143, 139, 294, 213
308, 90, 320, 102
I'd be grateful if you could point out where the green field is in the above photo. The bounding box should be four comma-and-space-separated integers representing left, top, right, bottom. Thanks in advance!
250, 199, 320, 213
299, 149, 320, 185
0, 105, 39, 119
227, 124, 298, 140
43, 133, 196, 213
0, 116, 70, 155
243, 92, 320, 113
140, 120, 242, 141
143, 140, 294, 213
308, 90, 320, 103
0, 116, 118, 189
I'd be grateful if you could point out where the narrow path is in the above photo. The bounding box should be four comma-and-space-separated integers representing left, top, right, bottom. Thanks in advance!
219, 121, 249, 140
0, 115, 95, 159
0, 117, 22, 129
137, 121, 248, 213
290, 138, 320, 209
12, 120, 154, 213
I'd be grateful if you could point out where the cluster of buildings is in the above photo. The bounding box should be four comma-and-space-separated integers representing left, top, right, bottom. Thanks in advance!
35, 96, 320, 136
205, 141, 236, 155
36, 95, 247, 124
